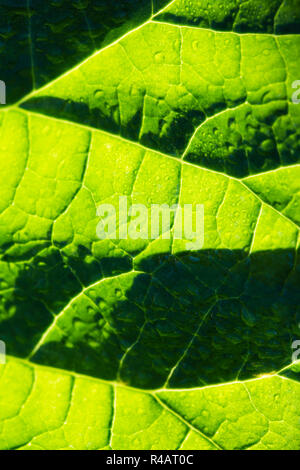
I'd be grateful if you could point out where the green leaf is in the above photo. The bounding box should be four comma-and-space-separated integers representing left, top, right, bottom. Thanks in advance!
0, 0, 299, 450
21, 23, 300, 177
1, 0, 170, 104
0, 358, 300, 450
155, 0, 300, 34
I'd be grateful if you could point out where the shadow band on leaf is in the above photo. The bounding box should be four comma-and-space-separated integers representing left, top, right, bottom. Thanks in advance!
0, 247, 299, 389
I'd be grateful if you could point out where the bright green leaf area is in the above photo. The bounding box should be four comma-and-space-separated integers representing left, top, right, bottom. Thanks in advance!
0, 359, 299, 450
0, 0, 299, 450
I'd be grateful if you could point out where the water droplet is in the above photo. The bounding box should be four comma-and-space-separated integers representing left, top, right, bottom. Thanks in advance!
115, 288, 122, 298
94, 89, 104, 100
155, 52, 165, 64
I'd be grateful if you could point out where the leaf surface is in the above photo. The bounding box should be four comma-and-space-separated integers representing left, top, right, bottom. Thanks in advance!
0, 0, 299, 450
